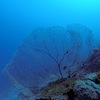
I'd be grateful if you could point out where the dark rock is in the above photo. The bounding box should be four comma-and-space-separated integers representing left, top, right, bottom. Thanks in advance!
94, 74, 100, 84
65, 89, 77, 100
85, 47, 100, 73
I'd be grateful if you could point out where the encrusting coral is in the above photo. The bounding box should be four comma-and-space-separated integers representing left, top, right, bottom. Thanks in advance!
74, 72, 100, 100
36, 77, 77, 99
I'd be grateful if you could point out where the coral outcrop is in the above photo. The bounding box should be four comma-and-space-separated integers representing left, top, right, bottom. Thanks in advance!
74, 72, 100, 100
85, 47, 100, 73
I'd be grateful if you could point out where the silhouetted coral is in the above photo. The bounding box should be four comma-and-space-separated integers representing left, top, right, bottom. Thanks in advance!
85, 47, 100, 73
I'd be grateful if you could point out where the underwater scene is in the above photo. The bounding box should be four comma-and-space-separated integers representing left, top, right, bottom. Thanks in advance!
0, 0, 100, 100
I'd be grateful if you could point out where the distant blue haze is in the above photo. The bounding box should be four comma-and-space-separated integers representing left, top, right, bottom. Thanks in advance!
0, 0, 100, 99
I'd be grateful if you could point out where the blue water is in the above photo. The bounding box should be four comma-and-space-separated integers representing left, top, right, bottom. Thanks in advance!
0, 0, 100, 99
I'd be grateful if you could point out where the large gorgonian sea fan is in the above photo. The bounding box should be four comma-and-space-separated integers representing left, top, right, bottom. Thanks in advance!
4, 24, 93, 90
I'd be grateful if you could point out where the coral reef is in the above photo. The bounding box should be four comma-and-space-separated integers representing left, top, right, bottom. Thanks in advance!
74, 72, 100, 100
36, 77, 76, 99
3, 24, 100, 99
35, 72, 100, 100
